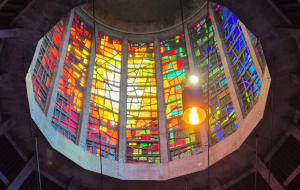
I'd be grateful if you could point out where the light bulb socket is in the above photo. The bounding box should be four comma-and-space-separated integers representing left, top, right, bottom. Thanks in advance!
182, 85, 207, 126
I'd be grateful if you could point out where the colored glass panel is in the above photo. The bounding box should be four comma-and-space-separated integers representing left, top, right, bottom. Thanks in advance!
215, 5, 262, 112
86, 34, 122, 160
247, 29, 267, 71
190, 17, 239, 145
127, 42, 160, 163
32, 18, 65, 111
160, 35, 201, 160
52, 15, 92, 143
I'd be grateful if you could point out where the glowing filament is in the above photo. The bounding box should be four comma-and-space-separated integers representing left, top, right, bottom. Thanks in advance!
189, 107, 200, 125
190, 75, 199, 84
183, 107, 206, 125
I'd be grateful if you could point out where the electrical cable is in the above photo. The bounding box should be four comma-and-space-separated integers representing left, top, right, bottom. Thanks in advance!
206, 0, 211, 188
208, 2, 271, 189
92, 0, 104, 189
254, 135, 258, 190
34, 135, 42, 190
179, 0, 185, 34
22, 58, 42, 190
255, 73, 274, 189
179, 0, 211, 187
179, 2, 190, 189
265, 38, 274, 190
266, 52, 274, 190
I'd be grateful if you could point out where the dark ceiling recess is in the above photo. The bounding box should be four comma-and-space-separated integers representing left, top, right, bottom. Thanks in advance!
269, 136, 300, 184
227, 173, 269, 190
93, 0, 197, 23
0, 0, 33, 27
0, 179, 5, 190
0, 0, 300, 189
0, 135, 25, 183
272, 0, 300, 25
20, 171, 65, 190
287, 173, 300, 190
80, 0, 207, 33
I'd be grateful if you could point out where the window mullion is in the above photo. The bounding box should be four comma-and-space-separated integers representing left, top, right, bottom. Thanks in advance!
239, 21, 264, 80
154, 39, 170, 163
118, 39, 128, 163
210, 8, 245, 121
76, 27, 97, 147
46, 9, 74, 118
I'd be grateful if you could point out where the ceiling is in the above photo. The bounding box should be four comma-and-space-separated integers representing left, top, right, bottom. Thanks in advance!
80, 0, 207, 33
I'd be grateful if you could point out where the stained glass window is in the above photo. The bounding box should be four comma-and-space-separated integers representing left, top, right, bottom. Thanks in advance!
32, 18, 65, 111
52, 15, 93, 143
190, 17, 239, 145
28, 7, 269, 167
126, 42, 160, 163
160, 35, 201, 160
247, 29, 267, 71
215, 5, 262, 112
86, 34, 122, 160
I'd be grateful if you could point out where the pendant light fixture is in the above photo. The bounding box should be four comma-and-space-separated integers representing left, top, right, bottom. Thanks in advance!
181, 0, 207, 126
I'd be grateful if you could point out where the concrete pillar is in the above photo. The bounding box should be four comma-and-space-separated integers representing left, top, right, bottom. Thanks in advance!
184, 25, 196, 73
0, 170, 9, 186
7, 157, 35, 190
252, 157, 284, 190
45, 9, 74, 116
154, 39, 170, 163
209, 8, 245, 121
240, 22, 263, 79
118, 39, 128, 163
76, 27, 97, 147
199, 122, 209, 151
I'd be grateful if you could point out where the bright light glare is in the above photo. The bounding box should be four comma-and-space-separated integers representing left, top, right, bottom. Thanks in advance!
189, 107, 200, 125
183, 106, 206, 125
190, 75, 199, 84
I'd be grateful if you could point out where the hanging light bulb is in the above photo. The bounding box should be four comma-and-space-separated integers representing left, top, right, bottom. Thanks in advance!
183, 106, 206, 125
190, 75, 199, 84
178, 0, 206, 126
182, 81, 206, 126
190, 107, 199, 124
